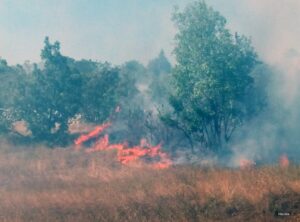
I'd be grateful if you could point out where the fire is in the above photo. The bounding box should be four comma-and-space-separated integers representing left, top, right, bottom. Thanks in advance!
279, 154, 289, 168
75, 123, 172, 169
239, 158, 256, 170
74, 122, 111, 146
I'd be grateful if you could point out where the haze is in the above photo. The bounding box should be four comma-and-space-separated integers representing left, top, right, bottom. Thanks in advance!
1, 0, 299, 65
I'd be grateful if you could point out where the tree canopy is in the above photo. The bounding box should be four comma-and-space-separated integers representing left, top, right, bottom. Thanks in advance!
17, 37, 82, 146
162, 1, 263, 153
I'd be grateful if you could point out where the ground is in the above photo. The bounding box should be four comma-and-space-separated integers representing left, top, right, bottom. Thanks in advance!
0, 142, 299, 222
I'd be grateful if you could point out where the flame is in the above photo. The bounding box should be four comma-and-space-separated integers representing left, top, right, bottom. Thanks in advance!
74, 122, 111, 146
279, 154, 289, 168
239, 158, 255, 170
75, 123, 172, 169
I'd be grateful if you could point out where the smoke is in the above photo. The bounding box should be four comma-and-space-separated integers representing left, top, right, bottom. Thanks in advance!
206, 0, 300, 63
238, 0, 300, 65
228, 53, 300, 166
1, 0, 300, 167
189, 0, 300, 166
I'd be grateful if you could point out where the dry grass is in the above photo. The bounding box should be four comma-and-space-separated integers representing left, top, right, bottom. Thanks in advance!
0, 141, 299, 222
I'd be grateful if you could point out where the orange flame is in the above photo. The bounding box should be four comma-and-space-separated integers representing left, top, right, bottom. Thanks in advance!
279, 154, 289, 168
239, 158, 255, 170
75, 123, 172, 169
74, 122, 111, 146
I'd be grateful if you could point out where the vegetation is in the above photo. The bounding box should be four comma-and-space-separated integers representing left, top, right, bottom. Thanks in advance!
162, 1, 262, 154
0, 1, 267, 155
0, 1, 298, 221
0, 59, 26, 134
0, 144, 299, 222
18, 37, 82, 146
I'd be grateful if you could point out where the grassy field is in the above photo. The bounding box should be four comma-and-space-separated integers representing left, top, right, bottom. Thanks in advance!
0, 141, 299, 222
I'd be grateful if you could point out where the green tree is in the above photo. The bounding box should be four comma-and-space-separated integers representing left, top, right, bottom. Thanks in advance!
0, 59, 26, 134
118, 61, 141, 103
147, 50, 171, 76
163, 1, 262, 153
147, 51, 172, 105
20, 37, 82, 146
80, 62, 121, 123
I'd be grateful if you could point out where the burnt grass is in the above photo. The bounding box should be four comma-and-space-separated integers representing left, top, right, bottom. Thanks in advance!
0, 144, 299, 222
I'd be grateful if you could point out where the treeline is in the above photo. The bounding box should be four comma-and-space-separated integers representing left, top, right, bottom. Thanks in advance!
0, 1, 269, 156
0, 38, 174, 147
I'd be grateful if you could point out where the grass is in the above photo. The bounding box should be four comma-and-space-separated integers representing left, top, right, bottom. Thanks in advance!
0, 141, 299, 221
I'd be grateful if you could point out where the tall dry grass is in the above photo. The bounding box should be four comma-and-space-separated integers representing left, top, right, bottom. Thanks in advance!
0, 141, 299, 221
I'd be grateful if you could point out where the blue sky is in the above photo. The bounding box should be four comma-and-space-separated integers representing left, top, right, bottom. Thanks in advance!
0, 0, 299, 65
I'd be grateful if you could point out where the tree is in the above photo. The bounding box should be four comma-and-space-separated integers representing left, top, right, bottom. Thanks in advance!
147, 50, 171, 76
147, 51, 172, 105
19, 37, 82, 146
0, 59, 13, 133
118, 61, 141, 103
80, 62, 121, 123
163, 1, 262, 153
0, 59, 26, 134
109, 61, 148, 145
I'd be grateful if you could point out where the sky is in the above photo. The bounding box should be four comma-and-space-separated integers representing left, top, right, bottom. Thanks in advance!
0, 0, 300, 66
